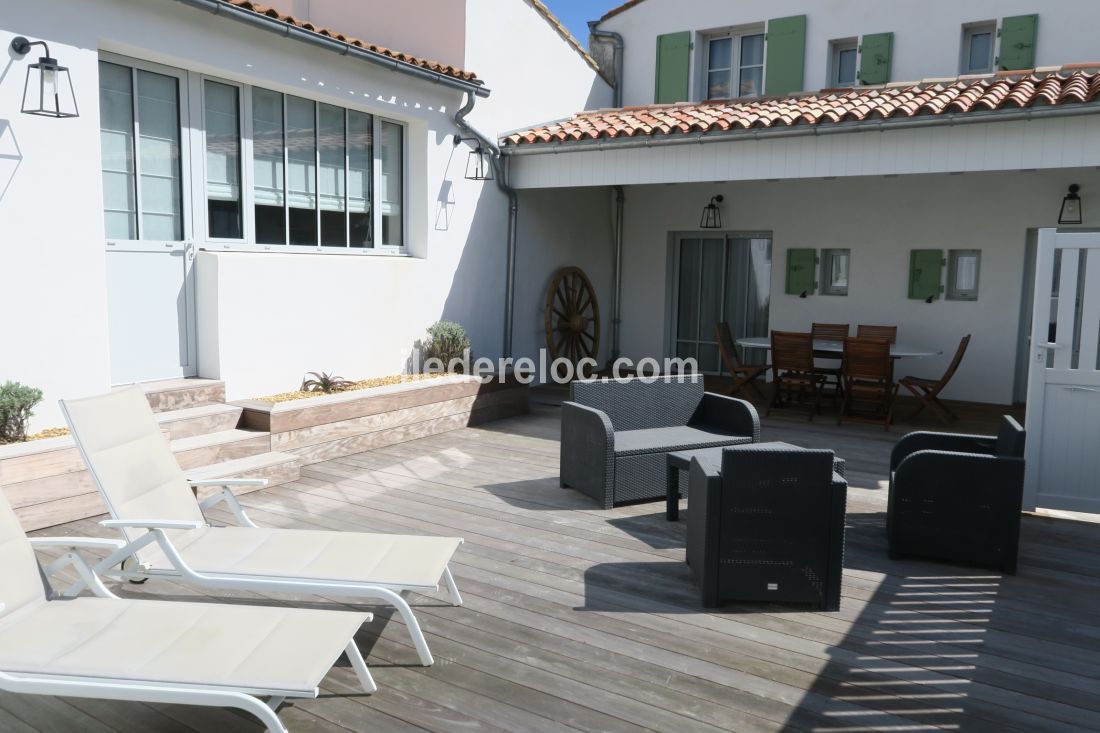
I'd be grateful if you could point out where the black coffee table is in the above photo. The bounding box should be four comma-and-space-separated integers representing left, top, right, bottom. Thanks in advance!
666, 441, 846, 520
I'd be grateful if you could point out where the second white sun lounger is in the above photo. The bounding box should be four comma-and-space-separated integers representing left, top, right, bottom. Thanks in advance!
60, 386, 464, 667
0, 491, 374, 733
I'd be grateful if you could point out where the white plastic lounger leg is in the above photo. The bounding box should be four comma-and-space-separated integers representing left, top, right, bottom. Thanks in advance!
382, 590, 434, 667
344, 640, 377, 694
443, 566, 463, 607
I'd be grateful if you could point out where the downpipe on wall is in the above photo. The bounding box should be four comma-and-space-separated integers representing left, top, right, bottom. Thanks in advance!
454, 92, 518, 360
588, 22, 623, 108
611, 186, 624, 361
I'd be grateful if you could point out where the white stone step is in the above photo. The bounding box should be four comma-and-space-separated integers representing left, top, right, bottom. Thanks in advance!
185, 451, 301, 500
135, 378, 227, 413
171, 429, 271, 470
156, 403, 244, 440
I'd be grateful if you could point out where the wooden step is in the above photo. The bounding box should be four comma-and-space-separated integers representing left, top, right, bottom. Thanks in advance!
156, 403, 244, 439
170, 429, 272, 470
185, 451, 301, 500
137, 378, 226, 413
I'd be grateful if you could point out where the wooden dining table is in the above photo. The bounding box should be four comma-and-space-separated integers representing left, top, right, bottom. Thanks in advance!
735, 337, 943, 360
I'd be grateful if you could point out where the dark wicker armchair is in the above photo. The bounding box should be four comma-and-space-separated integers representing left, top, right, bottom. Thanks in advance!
687, 445, 848, 610
887, 416, 1026, 573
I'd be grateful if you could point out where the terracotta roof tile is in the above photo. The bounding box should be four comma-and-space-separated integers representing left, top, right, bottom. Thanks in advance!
503, 66, 1100, 147
221, 0, 480, 83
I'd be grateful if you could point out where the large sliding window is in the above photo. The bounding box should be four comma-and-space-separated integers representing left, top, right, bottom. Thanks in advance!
673, 234, 772, 373
204, 80, 242, 239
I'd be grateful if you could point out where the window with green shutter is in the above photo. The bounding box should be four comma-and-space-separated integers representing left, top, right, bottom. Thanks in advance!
998, 14, 1038, 70
858, 32, 893, 85
764, 15, 807, 96
655, 31, 691, 103
908, 250, 944, 300
785, 248, 817, 295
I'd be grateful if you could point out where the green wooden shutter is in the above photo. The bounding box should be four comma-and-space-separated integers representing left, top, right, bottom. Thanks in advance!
764, 15, 807, 96
655, 31, 691, 103
908, 250, 944, 300
786, 249, 817, 295
859, 32, 893, 85
998, 14, 1038, 70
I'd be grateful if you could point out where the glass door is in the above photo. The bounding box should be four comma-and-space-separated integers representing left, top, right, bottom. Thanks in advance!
673, 233, 772, 373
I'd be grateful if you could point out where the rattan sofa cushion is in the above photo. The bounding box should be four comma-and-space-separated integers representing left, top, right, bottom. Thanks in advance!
614, 426, 751, 457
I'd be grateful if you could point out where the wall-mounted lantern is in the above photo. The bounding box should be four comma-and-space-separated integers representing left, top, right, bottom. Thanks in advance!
700, 194, 723, 229
1059, 184, 1082, 225
10, 37, 79, 118
453, 135, 493, 181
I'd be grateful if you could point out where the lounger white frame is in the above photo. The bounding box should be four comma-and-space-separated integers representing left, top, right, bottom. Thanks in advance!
3, 536, 376, 733
60, 394, 463, 668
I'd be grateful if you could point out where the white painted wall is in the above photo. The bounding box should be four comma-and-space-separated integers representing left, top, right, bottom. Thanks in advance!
613, 170, 1100, 405
597, 0, 1100, 107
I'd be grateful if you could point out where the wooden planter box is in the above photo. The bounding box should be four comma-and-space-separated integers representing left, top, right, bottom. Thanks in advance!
233, 373, 529, 466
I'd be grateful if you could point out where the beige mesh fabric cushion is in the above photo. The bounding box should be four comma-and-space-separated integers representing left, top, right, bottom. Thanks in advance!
61, 387, 205, 559
0, 596, 367, 694
140, 527, 462, 590
0, 496, 48, 618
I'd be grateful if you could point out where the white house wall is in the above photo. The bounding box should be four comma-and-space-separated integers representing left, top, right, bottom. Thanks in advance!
507, 114, 1100, 189
613, 170, 1100, 405
598, 0, 1100, 107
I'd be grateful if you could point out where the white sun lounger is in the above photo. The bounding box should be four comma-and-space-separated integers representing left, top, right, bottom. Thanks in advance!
0, 491, 375, 733
60, 386, 464, 667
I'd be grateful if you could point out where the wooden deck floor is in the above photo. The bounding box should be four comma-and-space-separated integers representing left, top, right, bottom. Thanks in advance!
8, 405, 1100, 733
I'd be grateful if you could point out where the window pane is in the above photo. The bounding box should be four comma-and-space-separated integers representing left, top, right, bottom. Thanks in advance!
955, 255, 978, 290
707, 71, 731, 99
837, 48, 857, 86
204, 80, 242, 239
348, 110, 373, 248
708, 38, 732, 71
830, 253, 849, 287
739, 65, 763, 97
380, 121, 403, 247
99, 61, 136, 239
677, 239, 701, 342
252, 88, 285, 244
136, 70, 182, 240
968, 31, 992, 72
318, 103, 346, 247
286, 96, 317, 246
740, 34, 764, 67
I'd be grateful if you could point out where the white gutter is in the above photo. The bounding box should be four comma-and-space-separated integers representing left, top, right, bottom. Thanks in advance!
500, 102, 1100, 156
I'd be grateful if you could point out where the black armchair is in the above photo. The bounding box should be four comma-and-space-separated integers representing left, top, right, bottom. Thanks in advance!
888, 416, 1026, 573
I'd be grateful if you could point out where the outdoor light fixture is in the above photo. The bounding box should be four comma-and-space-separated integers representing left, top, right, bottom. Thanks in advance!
10, 37, 79, 118
1059, 184, 1083, 225
700, 194, 724, 229
453, 135, 494, 181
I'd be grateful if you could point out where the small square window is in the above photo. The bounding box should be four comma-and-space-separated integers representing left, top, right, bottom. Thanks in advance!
962, 22, 996, 74
820, 249, 850, 296
704, 29, 765, 100
830, 40, 858, 88
947, 249, 980, 300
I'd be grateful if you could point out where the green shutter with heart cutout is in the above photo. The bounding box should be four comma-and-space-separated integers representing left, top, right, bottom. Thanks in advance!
998, 14, 1038, 70
764, 15, 807, 95
655, 31, 691, 103
786, 248, 817, 295
859, 32, 893, 85
909, 250, 944, 300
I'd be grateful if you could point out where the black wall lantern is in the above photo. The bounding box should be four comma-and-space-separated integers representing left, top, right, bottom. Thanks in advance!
453, 135, 494, 181
10, 36, 79, 118
700, 194, 723, 229
1059, 184, 1083, 225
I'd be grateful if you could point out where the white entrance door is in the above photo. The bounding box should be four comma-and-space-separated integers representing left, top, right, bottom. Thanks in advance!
1023, 228, 1100, 513
100, 56, 197, 384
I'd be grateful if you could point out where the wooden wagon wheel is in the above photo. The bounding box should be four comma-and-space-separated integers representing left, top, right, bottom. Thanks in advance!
545, 266, 600, 378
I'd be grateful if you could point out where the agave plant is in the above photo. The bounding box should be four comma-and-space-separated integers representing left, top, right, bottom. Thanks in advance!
300, 371, 353, 394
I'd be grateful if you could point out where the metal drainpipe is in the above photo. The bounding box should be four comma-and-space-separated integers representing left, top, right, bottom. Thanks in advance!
611, 185, 625, 362
454, 92, 518, 359
588, 22, 624, 107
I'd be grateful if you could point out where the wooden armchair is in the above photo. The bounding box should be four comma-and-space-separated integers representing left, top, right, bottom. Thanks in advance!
811, 323, 849, 397
839, 336, 898, 429
899, 335, 971, 424
857, 324, 898, 343
716, 322, 768, 402
768, 331, 827, 420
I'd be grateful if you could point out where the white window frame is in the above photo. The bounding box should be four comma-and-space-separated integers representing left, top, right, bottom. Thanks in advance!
701, 26, 766, 101
100, 52, 409, 257
820, 248, 851, 296
947, 249, 981, 301
961, 21, 997, 75
828, 39, 859, 88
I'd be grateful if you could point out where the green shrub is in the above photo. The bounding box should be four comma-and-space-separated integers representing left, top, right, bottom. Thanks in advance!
0, 381, 43, 443
423, 320, 471, 372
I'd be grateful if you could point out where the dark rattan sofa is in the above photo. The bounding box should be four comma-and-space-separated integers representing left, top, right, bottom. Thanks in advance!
887, 416, 1026, 573
560, 375, 759, 509
687, 445, 848, 610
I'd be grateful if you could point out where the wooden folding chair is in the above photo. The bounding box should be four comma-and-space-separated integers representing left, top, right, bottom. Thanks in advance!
716, 322, 768, 401
839, 336, 898, 430
856, 324, 898, 343
811, 323, 849, 398
768, 330, 827, 420
899, 335, 971, 424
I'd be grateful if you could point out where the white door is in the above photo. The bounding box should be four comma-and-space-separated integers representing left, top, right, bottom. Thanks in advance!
100, 56, 197, 384
1023, 229, 1100, 513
